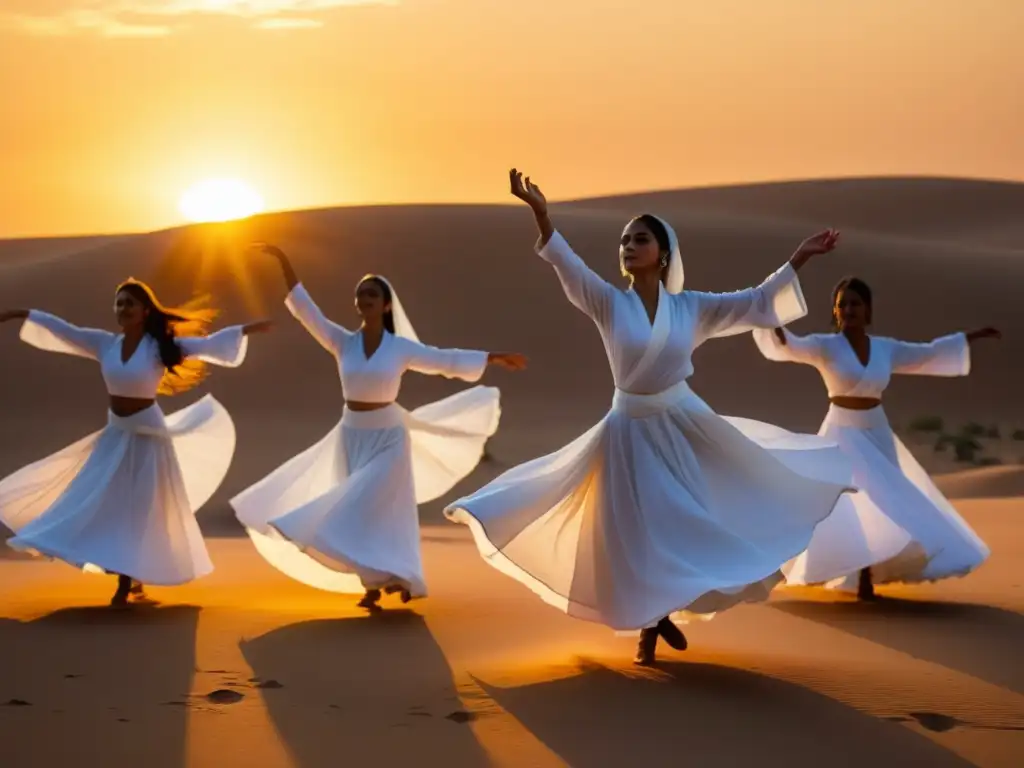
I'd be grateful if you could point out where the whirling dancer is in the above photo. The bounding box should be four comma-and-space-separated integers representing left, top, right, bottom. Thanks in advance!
445, 170, 855, 666
232, 244, 526, 611
752, 276, 1000, 599
0, 280, 269, 606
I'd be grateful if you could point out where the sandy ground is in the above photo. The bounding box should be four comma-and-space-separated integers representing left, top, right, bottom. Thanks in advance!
1, 177, 1022, 766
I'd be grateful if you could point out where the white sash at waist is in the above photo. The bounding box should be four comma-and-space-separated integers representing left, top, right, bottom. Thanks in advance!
611, 379, 700, 419
823, 403, 891, 431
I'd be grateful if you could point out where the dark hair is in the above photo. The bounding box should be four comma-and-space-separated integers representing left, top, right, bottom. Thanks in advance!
114, 279, 218, 396
633, 214, 673, 254
830, 276, 873, 329
357, 274, 395, 334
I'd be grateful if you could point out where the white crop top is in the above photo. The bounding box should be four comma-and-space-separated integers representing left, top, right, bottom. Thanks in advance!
21, 310, 248, 398
752, 327, 970, 398
284, 283, 488, 403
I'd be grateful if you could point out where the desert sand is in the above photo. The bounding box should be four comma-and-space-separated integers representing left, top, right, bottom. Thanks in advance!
1, 177, 1022, 766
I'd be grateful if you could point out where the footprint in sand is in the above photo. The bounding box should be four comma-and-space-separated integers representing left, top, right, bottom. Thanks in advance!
4, 699, 31, 707
205, 689, 245, 705
445, 710, 477, 724
887, 711, 1024, 733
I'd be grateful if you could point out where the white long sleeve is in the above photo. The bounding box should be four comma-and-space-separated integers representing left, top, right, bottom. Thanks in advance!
178, 326, 249, 368
285, 283, 353, 356
537, 231, 615, 325
691, 262, 808, 343
20, 310, 116, 361
888, 333, 970, 377
752, 327, 825, 366
400, 339, 488, 382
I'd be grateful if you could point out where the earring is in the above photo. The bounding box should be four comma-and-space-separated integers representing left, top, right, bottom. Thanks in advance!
660, 254, 669, 268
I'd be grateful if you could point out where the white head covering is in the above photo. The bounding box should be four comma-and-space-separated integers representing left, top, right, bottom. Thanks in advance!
648, 214, 684, 294
373, 275, 419, 342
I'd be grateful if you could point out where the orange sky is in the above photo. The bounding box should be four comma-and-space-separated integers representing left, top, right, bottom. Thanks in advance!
1, 0, 1021, 238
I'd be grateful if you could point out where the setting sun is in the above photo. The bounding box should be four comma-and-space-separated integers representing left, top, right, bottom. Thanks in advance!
178, 178, 265, 223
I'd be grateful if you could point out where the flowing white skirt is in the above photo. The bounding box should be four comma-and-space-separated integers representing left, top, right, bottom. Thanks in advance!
782, 404, 989, 589
232, 386, 500, 597
0, 395, 235, 585
444, 380, 854, 631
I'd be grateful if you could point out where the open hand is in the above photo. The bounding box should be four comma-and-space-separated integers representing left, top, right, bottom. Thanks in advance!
509, 169, 547, 214
250, 242, 286, 260
967, 326, 1001, 342
796, 229, 840, 258
488, 352, 528, 371
243, 320, 274, 335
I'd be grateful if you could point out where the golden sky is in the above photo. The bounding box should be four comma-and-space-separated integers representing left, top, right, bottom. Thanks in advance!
1, 0, 1021, 237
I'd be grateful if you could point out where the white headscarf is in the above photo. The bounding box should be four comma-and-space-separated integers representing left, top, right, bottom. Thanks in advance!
373, 275, 419, 342
648, 214, 684, 294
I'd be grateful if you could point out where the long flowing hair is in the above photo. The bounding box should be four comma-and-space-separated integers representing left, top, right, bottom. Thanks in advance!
115, 278, 219, 396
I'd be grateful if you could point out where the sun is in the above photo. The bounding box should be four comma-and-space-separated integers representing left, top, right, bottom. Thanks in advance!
178, 178, 265, 223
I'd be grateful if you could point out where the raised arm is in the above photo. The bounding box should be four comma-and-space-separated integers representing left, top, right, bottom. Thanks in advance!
177, 321, 271, 368
2, 308, 115, 361
752, 327, 825, 367
887, 329, 996, 377
510, 169, 614, 323
692, 229, 840, 344
253, 243, 353, 355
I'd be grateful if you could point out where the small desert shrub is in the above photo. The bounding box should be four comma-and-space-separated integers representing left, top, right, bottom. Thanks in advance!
948, 435, 982, 463
985, 425, 1001, 439
961, 422, 986, 438
1012, 429, 1024, 441
909, 415, 943, 433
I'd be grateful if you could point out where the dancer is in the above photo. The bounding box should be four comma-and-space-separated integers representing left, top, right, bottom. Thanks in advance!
0, 279, 269, 605
445, 169, 855, 666
752, 276, 1000, 599
232, 243, 526, 610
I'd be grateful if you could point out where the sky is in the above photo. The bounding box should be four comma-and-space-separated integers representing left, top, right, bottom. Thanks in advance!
0, 0, 1021, 237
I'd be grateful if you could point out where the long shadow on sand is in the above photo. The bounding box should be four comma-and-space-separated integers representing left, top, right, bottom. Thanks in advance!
475, 658, 974, 768
772, 597, 1024, 695
0, 604, 199, 768
240, 610, 490, 768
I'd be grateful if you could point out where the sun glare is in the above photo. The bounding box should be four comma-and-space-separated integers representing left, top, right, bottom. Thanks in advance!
178, 178, 265, 223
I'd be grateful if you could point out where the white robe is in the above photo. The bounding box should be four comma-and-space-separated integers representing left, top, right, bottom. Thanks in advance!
444, 231, 855, 631
231, 283, 500, 598
752, 328, 989, 586
0, 311, 247, 584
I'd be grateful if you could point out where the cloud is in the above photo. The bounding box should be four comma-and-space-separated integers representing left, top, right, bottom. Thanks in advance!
2, 0, 390, 37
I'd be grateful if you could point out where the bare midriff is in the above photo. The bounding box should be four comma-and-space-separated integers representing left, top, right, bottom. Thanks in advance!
345, 400, 393, 412
829, 396, 882, 410
109, 395, 156, 418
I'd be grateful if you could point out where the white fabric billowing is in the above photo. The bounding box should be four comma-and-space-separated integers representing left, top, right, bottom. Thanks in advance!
0, 396, 235, 584
781, 405, 989, 588
448, 380, 853, 630
445, 226, 854, 631
233, 387, 500, 596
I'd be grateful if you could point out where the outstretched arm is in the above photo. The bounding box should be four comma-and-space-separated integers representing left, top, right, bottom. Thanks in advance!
178, 321, 272, 368
510, 169, 614, 323
889, 327, 999, 377
253, 243, 352, 355
3, 308, 115, 361
403, 337, 527, 382
752, 327, 825, 366
692, 230, 840, 343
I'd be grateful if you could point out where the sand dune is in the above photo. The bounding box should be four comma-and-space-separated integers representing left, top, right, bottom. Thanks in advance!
935, 465, 1024, 500
1, 177, 1023, 766
1, 176, 1021, 535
